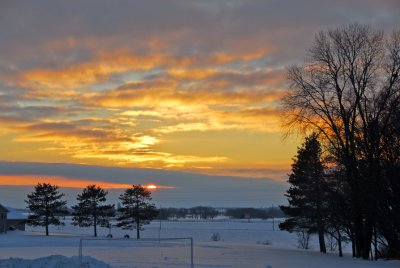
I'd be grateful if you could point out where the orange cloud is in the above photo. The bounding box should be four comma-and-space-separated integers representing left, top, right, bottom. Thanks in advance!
0, 175, 175, 189
0, 175, 128, 189
1, 38, 288, 172
151, 105, 283, 134
8, 118, 228, 168
20, 50, 163, 89
19, 47, 271, 90
166, 68, 218, 79
83, 84, 285, 108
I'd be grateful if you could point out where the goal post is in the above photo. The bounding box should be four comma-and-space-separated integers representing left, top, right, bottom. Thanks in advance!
79, 237, 194, 268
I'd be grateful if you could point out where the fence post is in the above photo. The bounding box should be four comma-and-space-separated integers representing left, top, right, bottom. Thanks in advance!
79, 239, 82, 264
190, 237, 194, 268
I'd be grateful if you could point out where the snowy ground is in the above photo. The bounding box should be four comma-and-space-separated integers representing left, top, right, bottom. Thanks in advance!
0, 218, 399, 267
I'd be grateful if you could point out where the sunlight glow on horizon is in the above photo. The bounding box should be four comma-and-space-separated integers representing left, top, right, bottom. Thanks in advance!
0, 175, 175, 190
146, 184, 157, 190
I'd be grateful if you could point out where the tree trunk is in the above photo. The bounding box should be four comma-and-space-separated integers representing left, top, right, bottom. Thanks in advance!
374, 224, 378, 260
136, 220, 140, 239
350, 229, 356, 257
363, 156, 380, 260
94, 203, 97, 237
338, 231, 343, 257
94, 215, 97, 237
348, 163, 364, 258
318, 225, 326, 253
45, 215, 49, 236
362, 218, 373, 259
354, 213, 364, 258
316, 195, 326, 253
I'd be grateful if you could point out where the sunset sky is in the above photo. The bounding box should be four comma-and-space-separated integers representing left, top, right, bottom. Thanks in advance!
0, 1, 399, 206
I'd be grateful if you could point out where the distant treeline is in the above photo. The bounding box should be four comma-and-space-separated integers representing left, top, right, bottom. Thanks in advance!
226, 207, 284, 219
158, 206, 284, 220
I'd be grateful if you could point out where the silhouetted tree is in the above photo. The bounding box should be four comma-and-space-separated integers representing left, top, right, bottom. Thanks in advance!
280, 134, 327, 253
378, 104, 400, 258
25, 183, 68, 236
72, 185, 115, 237
282, 24, 400, 259
116, 184, 158, 239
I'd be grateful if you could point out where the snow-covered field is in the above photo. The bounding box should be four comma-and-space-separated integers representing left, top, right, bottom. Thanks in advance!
0, 218, 399, 267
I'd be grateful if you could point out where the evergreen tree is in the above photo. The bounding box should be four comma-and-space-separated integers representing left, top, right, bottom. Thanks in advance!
72, 185, 115, 237
116, 184, 158, 239
25, 183, 68, 236
280, 134, 327, 253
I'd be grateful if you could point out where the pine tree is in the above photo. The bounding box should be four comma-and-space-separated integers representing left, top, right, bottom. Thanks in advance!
116, 184, 158, 239
25, 183, 68, 236
279, 134, 327, 253
72, 185, 115, 237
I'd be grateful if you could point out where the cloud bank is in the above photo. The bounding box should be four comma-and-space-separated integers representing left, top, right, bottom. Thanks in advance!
0, 0, 398, 180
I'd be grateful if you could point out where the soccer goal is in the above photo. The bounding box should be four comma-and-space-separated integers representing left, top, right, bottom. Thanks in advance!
79, 237, 194, 268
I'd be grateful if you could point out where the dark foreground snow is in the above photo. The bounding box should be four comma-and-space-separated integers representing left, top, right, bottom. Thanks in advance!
0, 255, 110, 268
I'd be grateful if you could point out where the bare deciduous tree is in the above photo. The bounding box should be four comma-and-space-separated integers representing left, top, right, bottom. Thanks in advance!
282, 24, 400, 259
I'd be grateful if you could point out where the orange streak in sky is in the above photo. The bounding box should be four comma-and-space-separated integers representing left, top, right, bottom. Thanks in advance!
144, 183, 175, 190
0, 175, 174, 190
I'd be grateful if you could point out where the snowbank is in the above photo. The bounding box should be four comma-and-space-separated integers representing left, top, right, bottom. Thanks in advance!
0, 255, 111, 268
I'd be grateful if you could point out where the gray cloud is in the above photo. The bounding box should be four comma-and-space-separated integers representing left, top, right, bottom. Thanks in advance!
0, 104, 68, 122
0, 0, 398, 206
1, 0, 399, 70
0, 161, 288, 208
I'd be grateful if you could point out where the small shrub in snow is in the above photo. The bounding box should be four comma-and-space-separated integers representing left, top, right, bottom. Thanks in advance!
326, 234, 338, 252
211, 232, 221, 241
257, 240, 272, 245
296, 229, 311, 249
262, 240, 272, 245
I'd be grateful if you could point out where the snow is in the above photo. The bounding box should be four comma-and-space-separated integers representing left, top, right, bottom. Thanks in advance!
0, 255, 110, 268
0, 218, 399, 267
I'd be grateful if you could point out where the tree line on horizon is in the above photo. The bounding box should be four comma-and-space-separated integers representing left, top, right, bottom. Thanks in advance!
158, 206, 284, 220
24, 182, 285, 239
280, 24, 400, 260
